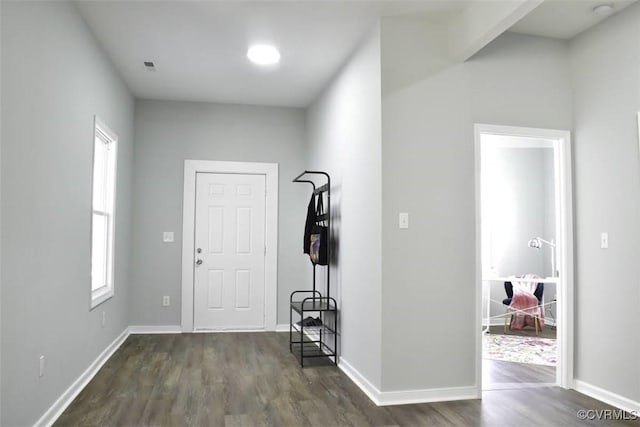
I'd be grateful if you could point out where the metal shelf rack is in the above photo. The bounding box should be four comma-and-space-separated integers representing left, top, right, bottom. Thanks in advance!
290, 171, 337, 367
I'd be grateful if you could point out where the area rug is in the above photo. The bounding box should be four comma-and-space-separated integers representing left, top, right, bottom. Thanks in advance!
483, 334, 557, 366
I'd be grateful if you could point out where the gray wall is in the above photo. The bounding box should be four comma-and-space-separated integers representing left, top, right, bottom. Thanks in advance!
381, 18, 476, 390
380, 21, 572, 390
482, 146, 555, 321
487, 147, 551, 277
543, 148, 556, 276
0, 0, 3, 421
0, 2, 134, 425
570, 2, 640, 402
1, 3, 638, 422
131, 100, 307, 326
0, 2, 2, 423
306, 27, 383, 388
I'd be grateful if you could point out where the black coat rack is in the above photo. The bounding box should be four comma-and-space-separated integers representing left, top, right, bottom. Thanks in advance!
293, 170, 331, 299
290, 170, 337, 367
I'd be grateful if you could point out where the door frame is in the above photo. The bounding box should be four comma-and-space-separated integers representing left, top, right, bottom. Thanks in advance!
181, 160, 278, 332
474, 124, 574, 390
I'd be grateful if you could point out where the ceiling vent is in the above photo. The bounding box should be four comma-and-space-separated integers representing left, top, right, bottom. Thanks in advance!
143, 61, 156, 71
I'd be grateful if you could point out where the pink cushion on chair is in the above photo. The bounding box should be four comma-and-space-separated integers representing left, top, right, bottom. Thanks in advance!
509, 293, 544, 330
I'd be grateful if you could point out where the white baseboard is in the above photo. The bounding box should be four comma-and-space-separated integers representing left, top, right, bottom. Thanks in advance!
484, 319, 558, 328
338, 357, 382, 405
574, 380, 640, 415
34, 328, 130, 427
130, 325, 285, 333
128, 325, 182, 334
378, 385, 481, 406
339, 357, 480, 406
192, 329, 265, 333
484, 319, 507, 327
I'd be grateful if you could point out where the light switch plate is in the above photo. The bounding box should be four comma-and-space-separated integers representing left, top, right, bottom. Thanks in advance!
39, 355, 45, 378
399, 213, 409, 229
601, 232, 608, 249
163, 232, 174, 243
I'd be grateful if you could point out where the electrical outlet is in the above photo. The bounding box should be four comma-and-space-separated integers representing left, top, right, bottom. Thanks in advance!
162, 296, 170, 307
163, 232, 174, 243
102, 311, 106, 327
601, 232, 609, 249
39, 355, 45, 378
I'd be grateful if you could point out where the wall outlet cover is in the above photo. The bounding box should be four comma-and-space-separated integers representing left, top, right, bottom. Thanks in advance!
399, 212, 409, 229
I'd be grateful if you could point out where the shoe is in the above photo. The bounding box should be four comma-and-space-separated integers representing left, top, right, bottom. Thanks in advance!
311, 317, 323, 326
297, 316, 323, 327
297, 316, 315, 327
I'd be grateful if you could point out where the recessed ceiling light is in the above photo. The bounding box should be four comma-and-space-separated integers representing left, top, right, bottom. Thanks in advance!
593, 4, 614, 15
247, 44, 280, 66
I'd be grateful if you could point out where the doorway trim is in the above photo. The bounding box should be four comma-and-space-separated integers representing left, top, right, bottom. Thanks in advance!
474, 124, 574, 390
181, 160, 278, 332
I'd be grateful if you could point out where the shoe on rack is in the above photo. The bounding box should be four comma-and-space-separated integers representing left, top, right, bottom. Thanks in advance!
310, 317, 323, 327
297, 316, 315, 327
297, 316, 323, 327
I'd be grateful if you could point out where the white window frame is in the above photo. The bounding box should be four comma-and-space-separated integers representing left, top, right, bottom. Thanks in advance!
90, 116, 118, 309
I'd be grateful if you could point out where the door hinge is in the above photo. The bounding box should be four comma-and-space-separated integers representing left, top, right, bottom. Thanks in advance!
264, 246, 267, 256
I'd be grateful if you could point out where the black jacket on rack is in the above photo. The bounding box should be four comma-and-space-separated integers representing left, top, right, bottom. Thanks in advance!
303, 193, 316, 254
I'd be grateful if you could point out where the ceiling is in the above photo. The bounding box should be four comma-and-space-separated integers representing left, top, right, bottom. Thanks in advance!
76, 0, 638, 108
509, 0, 637, 39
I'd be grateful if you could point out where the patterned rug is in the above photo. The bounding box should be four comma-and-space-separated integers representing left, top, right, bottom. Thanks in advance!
483, 334, 557, 366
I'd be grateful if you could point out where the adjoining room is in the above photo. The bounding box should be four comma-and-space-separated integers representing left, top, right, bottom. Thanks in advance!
2, 0, 640, 425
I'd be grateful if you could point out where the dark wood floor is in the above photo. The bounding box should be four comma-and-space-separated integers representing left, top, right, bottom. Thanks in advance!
55, 332, 638, 426
483, 359, 555, 391
483, 326, 556, 391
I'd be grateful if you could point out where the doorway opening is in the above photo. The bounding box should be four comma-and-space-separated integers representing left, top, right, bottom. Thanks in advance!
474, 124, 574, 392
180, 160, 279, 332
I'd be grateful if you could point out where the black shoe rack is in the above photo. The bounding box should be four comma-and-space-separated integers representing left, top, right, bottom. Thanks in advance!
290, 171, 337, 367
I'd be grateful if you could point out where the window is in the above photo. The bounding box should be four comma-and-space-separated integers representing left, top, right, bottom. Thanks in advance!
91, 116, 117, 308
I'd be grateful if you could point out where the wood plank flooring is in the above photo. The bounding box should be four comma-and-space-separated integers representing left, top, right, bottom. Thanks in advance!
55, 333, 639, 426
483, 359, 555, 391
482, 329, 556, 391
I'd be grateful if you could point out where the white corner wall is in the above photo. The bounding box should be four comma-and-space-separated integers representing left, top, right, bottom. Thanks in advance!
1, 2, 135, 425
381, 16, 476, 392
380, 20, 572, 392
569, 2, 640, 404
306, 27, 383, 390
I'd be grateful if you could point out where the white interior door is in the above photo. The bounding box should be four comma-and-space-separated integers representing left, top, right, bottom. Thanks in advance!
194, 172, 266, 330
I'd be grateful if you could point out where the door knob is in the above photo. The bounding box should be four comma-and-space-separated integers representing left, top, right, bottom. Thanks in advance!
195, 258, 203, 265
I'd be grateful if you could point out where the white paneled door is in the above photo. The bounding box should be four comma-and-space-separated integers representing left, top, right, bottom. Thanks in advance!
194, 172, 266, 330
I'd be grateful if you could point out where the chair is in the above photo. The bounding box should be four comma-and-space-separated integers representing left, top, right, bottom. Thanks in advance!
502, 281, 544, 334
